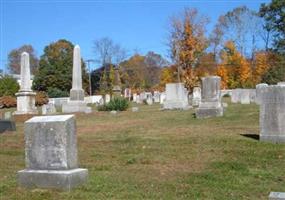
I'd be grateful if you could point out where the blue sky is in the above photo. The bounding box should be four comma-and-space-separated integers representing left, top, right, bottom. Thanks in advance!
0, 0, 270, 72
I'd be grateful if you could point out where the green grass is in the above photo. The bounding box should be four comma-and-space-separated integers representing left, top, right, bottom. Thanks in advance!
0, 98, 284, 199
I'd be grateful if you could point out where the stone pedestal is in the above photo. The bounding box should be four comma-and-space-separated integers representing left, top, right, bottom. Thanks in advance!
18, 115, 88, 190
195, 76, 223, 118
62, 101, 89, 113
70, 89, 84, 101
163, 83, 189, 110
14, 91, 38, 115
260, 85, 285, 143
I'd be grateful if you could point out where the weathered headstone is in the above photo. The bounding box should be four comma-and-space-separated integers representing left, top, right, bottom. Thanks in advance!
259, 85, 285, 143
133, 93, 137, 102
41, 104, 56, 115
62, 45, 91, 113
153, 91, 160, 103
269, 192, 285, 200
277, 82, 285, 86
124, 88, 131, 100
195, 76, 223, 118
105, 94, 111, 103
256, 83, 268, 105
146, 93, 153, 105
18, 115, 88, 190
4, 111, 12, 120
163, 83, 189, 110
160, 92, 166, 104
231, 88, 241, 103
240, 89, 251, 104
192, 87, 201, 107
0, 120, 16, 133
14, 52, 38, 115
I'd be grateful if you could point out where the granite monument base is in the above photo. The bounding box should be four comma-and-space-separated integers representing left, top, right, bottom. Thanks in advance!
14, 91, 38, 115
18, 168, 88, 190
62, 101, 91, 113
195, 107, 223, 119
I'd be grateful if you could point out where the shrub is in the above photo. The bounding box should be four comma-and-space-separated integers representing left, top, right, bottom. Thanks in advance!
47, 87, 69, 98
0, 96, 16, 108
0, 76, 19, 97
98, 97, 129, 111
35, 91, 49, 106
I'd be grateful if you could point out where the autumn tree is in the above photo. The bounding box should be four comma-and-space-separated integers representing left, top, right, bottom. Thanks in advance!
33, 39, 89, 97
159, 66, 176, 87
8, 45, 39, 74
218, 41, 252, 88
168, 7, 208, 90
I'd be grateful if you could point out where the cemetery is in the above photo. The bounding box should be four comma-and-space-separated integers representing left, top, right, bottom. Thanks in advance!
1, 0, 285, 199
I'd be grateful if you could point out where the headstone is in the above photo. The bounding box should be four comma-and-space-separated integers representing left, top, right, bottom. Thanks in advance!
124, 88, 131, 100
18, 115, 88, 190
269, 192, 285, 200
146, 92, 153, 105
256, 83, 268, 105
277, 82, 285, 86
62, 45, 91, 113
192, 87, 201, 107
153, 91, 160, 103
105, 94, 111, 103
259, 85, 285, 143
249, 89, 256, 103
163, 83, 189, 110
0, 120, 16, 133
231, 88, 241, 103
13, 52, 38, 115
240, 89, 251, 104
195, 76, 223, 118
160, 92, 166, 104
4, 111, 12, 120
133, 93, 137, 102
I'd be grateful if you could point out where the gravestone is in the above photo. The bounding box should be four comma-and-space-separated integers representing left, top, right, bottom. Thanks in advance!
231, 88, 241, 103
18, 115, 88, 190
105, 94, 111, 103
160, 92, 166, 104
0, 120, 16, 133
124, 88, 131, 100
195, 76, 223, 118
153, 91, 160, 103
4, 112, 12, 120
277, 82, 285, 86
259, 85, 285, 143
42, 103, 56, 115
240, 89, 251, 104
269, 192, 285, 200
146, 93, 153, 105
192, 87, 201, 107
256, 83, 268, 105
14, 52, 38, 115
163, 83, 189, 110
62, 45, 91, 113
133, 93, 137, 102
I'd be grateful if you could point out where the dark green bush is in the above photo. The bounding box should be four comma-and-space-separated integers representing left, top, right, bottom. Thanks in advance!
47, 87, 69, 98
98, 97, 129, 111
0, 76, 19, 97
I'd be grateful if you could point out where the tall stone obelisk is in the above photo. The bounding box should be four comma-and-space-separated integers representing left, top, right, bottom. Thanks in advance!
14, 52, 38, 115
112, 67, 121, 97
62, 45, 91, 113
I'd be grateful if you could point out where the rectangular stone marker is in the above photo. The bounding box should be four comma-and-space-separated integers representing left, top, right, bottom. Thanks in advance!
0, 120, 16, 133
269, 192, 285, 200
18, 115, 88, 190
195, 76, 223, 118
163, 83, 189, 110
192, 87, 201, 107
260, 85, 285, 143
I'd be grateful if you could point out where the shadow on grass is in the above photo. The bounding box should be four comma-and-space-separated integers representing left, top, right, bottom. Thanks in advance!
240, 133, 259, 140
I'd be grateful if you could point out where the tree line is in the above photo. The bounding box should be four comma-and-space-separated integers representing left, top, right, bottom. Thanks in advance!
3, 0, 285, 97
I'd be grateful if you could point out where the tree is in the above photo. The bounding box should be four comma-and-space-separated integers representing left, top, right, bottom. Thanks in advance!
8, 45, 39, 74
215, 6, 264, 58
160, 66, 176, 87
167, 7, 209, 90
0, 75, 19, 97
252, 51, 271, 84
260, 0, 285, 52
216, 65, 228, 89
219, 41, 252, 88
261, 53, 285, 84
33, 39, 89, 97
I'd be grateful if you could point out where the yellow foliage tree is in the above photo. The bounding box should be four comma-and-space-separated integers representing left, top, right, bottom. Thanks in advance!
216, 65, 228, 89
252, 52, 271, 84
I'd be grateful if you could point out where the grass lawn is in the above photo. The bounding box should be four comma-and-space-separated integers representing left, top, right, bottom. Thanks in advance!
0, 98, 284, 199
